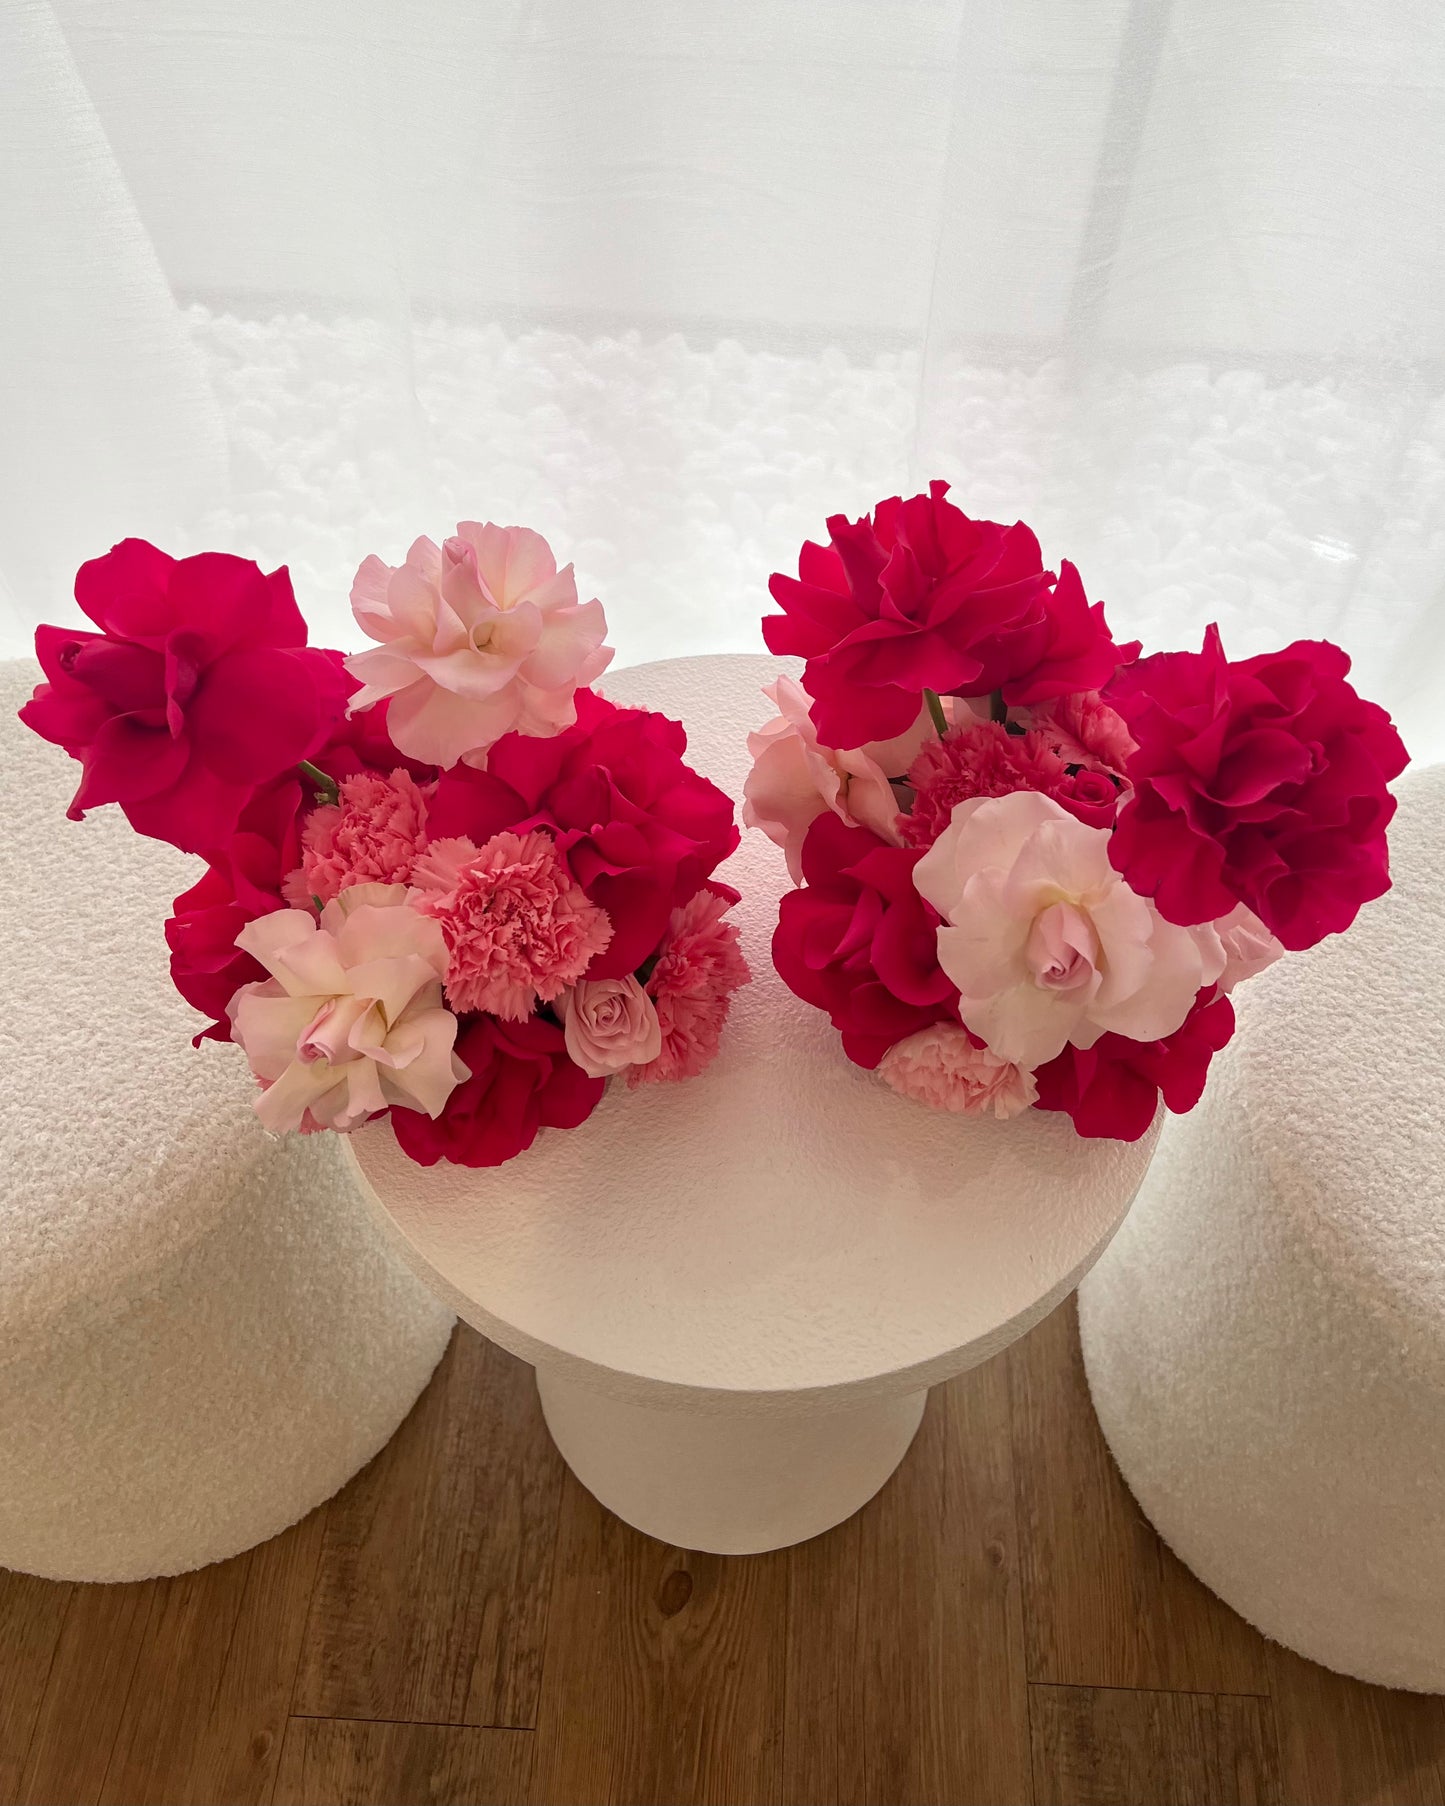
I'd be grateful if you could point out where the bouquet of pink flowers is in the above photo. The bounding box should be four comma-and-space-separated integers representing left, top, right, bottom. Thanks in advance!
746, 481, 1407, 1140
21, 524, 749, 1166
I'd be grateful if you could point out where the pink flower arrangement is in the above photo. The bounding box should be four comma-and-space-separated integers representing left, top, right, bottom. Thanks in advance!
23, 525, 749, 1168
757, 482, 1406, 1140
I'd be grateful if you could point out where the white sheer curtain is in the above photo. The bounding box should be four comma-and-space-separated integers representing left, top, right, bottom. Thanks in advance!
5, 0, 1444, 754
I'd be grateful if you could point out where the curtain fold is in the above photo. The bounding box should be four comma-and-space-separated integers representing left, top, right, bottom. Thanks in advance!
5, 0, 1443, 753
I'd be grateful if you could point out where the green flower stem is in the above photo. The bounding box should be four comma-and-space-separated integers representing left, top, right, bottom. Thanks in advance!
297, 759, 340, 806
989, 689, 1008, 724
923, 688, 949, 738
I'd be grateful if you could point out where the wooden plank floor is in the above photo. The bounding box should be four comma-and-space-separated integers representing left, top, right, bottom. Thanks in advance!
4, 1299, 1443, 1806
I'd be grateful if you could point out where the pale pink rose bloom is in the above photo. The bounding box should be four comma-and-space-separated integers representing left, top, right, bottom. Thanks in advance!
878, 1023, 1038, 1119
629, 888, 751, 1085
228, 883, 466, 1134
281, 768, 430, 907
913, 791, 1226, 1069
409, 830, 611, 1020
345, 523, 613, 768
561, 974, 662, 1078
1212, 901, 1285, 994
742, 676, 926, 881
1020, 690, 1137, 771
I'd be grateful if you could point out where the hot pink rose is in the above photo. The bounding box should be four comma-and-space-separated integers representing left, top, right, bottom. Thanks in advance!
282, 768, 430, 907
1033, 991, 1236, 1141
21, 540, 350, 853
409, 829, 612, 1019
631, 887, 751, 1085
878, 1024, 1037, 1119
743, 676, 914, 880
998, 562, 1140, 706
763, 482, 1054, 747
1107, 627, 1408, 950
763, 487, 1137, 749
392, 1012, 604, 1167
344, 523, 613, 768
772, 813, 959, 1070
561, 975, 663, 1077
913, 791, 1225, 1068
227, 884, 466, 1134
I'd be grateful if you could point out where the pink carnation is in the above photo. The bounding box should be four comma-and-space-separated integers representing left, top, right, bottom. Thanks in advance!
282, 768, 430, 907
629, 889, 751, 1085
878, 1024, 1038, 1119
1020, 689, 1137, 771
409, 830, 612, 1019
902, 722, 1065, 849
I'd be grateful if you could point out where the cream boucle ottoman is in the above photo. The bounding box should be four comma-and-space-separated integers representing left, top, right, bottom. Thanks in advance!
1078, 763, 1445, 1691
0, 661, 454, 1583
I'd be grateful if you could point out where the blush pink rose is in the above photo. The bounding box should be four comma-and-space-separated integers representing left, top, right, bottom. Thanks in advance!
410, 830, 612, 1019
878, 1023, 1037, 1119
742, 676, 916, 880
630, 888, 751, 1085
227, 883, 466, 1134
345, 523, 613, 768
913, 790, 1226, 1068
282, 767, 430, 907
561, 974, 663, 1077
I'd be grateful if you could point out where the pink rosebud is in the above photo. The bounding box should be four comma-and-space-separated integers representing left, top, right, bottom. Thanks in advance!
878, 1023, 1038, 1119
345, 523, 613, 769
560, 975, 663, 1078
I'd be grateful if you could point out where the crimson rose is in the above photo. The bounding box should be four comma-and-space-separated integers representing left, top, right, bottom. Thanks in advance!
1032, 992, 1236, 1141
762, 483, 1134, 747
1108, 627, 1408, 950
392, 1013, 604, 1167
425, 688, 738, 977
772, 811, 958, 1069
20, 539, 350, 853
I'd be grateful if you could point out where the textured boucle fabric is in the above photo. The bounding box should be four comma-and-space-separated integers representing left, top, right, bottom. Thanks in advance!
1079, 762, 1445, 1691
0, 660, 453, 1582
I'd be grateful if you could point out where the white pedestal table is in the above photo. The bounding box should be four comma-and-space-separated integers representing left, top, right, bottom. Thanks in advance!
348, 654, 1158, 1553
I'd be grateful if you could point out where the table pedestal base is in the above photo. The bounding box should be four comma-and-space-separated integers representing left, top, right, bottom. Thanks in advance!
536, 1370, 928, 1554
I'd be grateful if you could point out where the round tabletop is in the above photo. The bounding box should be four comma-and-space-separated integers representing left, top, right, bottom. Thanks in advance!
349, 653, 1159, 1414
